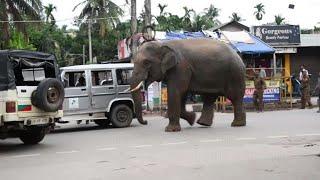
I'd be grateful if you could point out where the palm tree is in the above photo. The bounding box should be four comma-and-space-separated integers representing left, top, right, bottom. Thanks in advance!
204, 4, 220, 21
158, 3, 168, 16
254, 3, 265, 21
73, 0, 124, 37
275, 15, 285, 25
229, 12, 242, 22
44, 4, 56, 24
181, 7, 195, 31
0, 0, 42, 48
155, 4, 169, 31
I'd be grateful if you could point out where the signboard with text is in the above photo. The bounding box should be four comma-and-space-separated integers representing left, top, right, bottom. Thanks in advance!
243, 80, 281, 103
252, 25, 300, 45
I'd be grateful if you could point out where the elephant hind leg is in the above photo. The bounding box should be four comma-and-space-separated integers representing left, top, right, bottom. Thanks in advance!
230, 97, 246, 127
180, 95, 196, 126
197, 95, 216, 127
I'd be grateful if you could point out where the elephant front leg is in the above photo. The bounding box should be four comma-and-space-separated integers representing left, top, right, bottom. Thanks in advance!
231, 99, 246, 127
180, 95, 196, 126
197, 95, 215, 127
166, 90, 182, 132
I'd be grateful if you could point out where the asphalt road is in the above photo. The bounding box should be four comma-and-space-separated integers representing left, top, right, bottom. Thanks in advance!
0, 109, 319, 180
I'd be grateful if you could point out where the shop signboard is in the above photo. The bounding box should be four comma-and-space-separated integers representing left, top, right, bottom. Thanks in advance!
243, 80, 281, 103
252, 25, 300, 45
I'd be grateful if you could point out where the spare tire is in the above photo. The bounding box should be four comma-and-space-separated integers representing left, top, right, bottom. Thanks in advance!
32, 78, 64, 112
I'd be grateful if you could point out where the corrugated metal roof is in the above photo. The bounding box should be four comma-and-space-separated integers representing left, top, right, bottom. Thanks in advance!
300, 34, 320, 47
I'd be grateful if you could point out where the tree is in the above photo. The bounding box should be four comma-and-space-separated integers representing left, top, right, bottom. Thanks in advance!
230, 12, 242, 22
73, 0, 124, 37
158, 3, 168, 16
204, 4, 220, 21
181, 7, 195, 31
44, 4, 56, 25
155, 3, 169, 31
202, 4, 221, 29
274, 15, 285, 25
9, 31, 36, 50
254, 3, 265, 21
0, 0, 42, 48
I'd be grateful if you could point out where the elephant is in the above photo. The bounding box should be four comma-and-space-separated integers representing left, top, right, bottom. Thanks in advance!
129, 38, 246, 132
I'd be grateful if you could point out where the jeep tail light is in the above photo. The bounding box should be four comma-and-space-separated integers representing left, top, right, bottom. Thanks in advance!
6, 101, 16, 113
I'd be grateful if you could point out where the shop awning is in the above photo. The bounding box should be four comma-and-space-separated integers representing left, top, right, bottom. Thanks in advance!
219, 31, 275, 54
162, 31, 206, 40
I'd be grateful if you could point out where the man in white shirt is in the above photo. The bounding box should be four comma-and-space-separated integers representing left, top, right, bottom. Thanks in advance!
259, 65, 266, 79
299, 65, 309, 81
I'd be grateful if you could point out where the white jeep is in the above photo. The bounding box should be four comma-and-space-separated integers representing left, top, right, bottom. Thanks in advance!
0, 50, 64, 144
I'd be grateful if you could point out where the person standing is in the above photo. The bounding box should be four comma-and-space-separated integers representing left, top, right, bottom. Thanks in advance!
300, 70, 313, 109
253, 72, 266, 112
259, 65, 267, 79
314, 72, 320, 113
299, 65, 309, 81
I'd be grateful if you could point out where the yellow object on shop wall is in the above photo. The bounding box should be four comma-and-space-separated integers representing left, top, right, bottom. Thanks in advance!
161, 88, 168, 104
284, 54, 292, 93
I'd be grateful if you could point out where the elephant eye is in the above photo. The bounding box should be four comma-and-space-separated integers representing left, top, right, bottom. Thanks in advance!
143, 60, 151, 68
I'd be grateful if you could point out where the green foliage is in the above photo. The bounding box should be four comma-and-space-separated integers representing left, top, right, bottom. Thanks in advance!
274, 15, 285, 25
154, 4, 221, 32
73, 0, 124, 38
8, 31, 36, 50
0, 0, 42, 48
254, 3, 265, 21
230, 12, 242, 22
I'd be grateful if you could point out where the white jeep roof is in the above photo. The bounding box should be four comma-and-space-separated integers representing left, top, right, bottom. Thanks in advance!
61, 63, 134, 71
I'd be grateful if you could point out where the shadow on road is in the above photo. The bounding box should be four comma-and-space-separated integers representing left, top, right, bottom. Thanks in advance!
0, 142, 52, 154
51, 123, 140, 134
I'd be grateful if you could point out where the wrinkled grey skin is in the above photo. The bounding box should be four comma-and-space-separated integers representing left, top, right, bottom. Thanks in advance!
130, 39, 246, 132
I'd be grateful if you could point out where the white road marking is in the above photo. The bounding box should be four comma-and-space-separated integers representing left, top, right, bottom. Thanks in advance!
97, 147, 117, 151
56, 150, 79, 154
200, 139, 223, 143
267, 135, 289, 139
131, 145, 153, 148
295, 133, 320, 137
11, 154, 40, 158
161, 141, 188, 146
235, 137, 257, 141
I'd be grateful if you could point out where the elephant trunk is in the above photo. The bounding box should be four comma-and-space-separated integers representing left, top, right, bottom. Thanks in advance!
131, 81, 148, 125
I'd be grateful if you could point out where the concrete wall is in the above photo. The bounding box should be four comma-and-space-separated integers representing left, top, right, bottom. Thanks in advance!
290, 47, 320, 90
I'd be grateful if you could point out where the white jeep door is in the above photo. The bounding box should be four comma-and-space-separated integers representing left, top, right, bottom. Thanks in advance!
90, 69, 116, 111
62, 70, 91, 115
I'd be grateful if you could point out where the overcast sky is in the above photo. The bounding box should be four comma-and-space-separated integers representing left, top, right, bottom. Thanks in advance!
42, 0, 320, 29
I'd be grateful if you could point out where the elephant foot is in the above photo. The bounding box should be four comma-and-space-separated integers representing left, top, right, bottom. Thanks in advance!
231, 112, 246, 127
197, 118, 213, 127
165, 125, 182, 132
231, 120, 246, 127
182, 112, 196, 126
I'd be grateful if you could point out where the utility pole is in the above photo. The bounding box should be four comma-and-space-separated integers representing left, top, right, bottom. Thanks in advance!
130, 0, 138, 60
144, 0, 152, 39
88, 19, 93, 64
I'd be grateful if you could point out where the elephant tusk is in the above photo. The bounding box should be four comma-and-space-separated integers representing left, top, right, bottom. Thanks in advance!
129, 81, 144, 92
123, 87, 131, 93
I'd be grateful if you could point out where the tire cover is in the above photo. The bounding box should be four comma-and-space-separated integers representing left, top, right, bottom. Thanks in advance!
31, 78, 64, 112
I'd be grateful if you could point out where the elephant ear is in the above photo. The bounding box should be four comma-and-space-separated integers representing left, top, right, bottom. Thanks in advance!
160, 45, 179, 74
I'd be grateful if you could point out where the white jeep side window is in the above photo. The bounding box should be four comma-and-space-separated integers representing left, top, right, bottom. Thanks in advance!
91, 70, 113, 86
63, 71, 86, 88
116, 69, 133, 85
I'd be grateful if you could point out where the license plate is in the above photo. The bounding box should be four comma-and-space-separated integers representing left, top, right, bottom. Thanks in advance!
25, 118, 49, 125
